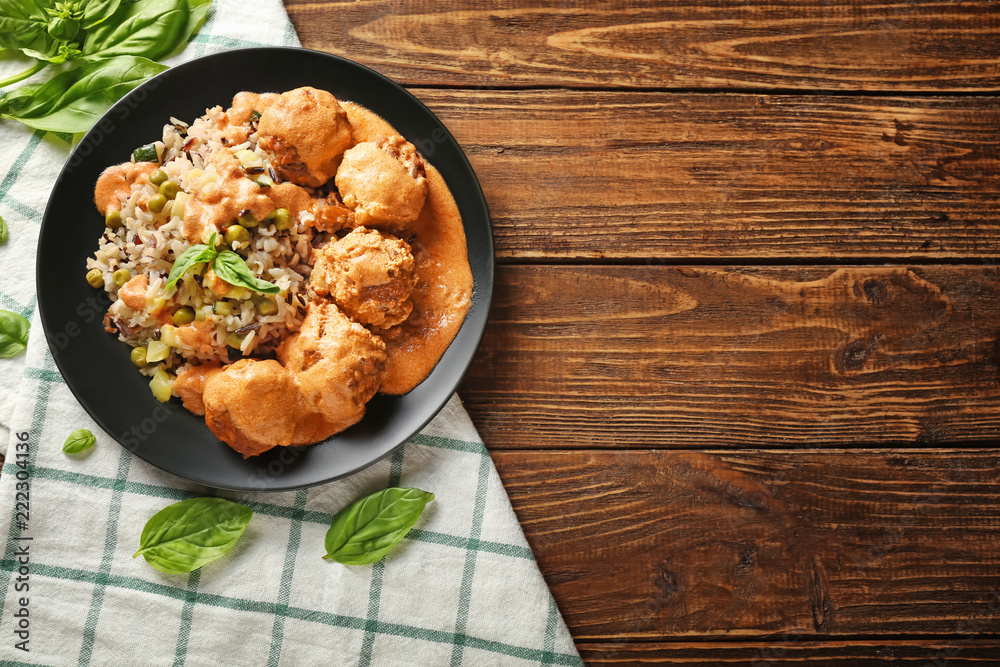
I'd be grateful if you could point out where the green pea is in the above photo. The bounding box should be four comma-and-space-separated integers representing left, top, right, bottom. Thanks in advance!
213, 300, 233, 317
256, 299, 277, 316
172, 306, 195, 326
130, 346, 148, 367
86, 268, 104, 288
237, 211, 258, 228
105, 209, 124, 229
148, 194, 167, 213
224, 225, 250, 247
272, 208, 292, 231
112, 268, 131, 288
159, 180, 179, 199
149, 169, 168, 186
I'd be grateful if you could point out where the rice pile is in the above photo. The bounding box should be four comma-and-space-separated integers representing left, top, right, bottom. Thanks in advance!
87, 106, 315, 379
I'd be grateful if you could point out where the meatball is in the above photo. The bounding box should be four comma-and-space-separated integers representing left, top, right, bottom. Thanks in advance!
335, 136, 427, 229
258, 87, 352, 187
278, 301, 387, 422
310, 227, 417, 329
201, 359, 303, 457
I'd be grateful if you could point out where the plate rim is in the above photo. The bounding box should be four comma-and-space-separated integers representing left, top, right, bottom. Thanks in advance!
35, 46, 494, 492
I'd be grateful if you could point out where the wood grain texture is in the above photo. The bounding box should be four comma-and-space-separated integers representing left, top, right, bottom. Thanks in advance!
286, 1, 1000, 91
493, 449, 1000, 639
411, 90, 1000, 261
461, 265, 1000, 448
578, 640, 1000, 664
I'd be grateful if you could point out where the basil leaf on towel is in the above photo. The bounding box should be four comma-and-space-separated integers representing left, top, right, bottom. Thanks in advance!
165, 234, 217, 289
63, 428, 96, 455
0, 214, 7, 245
0, 55, 167, 133
324, 487, 434, 566
134, 497, 253, 574
212, 250, 280, 295
0, 309, 30, 359
83, 0, 211, 62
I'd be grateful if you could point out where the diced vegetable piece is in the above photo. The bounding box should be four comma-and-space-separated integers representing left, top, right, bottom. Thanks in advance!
148, 296, 167, 313
159, 324, 178, 347
234, 149, 257, 165
255, 299, 277, 316
149, 369, 174, 403
226, 332, 244, 349
133, 142, 162, 163
146, 340, 170, 362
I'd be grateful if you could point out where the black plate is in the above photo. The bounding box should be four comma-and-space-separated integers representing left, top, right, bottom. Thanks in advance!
37, 48, 493, 491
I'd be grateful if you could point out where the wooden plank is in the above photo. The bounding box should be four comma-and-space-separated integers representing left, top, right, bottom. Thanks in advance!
578, 640, 1000, 664
286, 1, 1000, 91
411, 90, 1000, 261
493, 449, 1000, 638
461, 265, 1000, 449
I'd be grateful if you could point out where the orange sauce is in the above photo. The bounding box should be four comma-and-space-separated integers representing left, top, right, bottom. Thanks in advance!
94, 162, 156, 215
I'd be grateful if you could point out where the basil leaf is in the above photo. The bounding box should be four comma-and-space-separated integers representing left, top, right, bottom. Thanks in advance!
82, 0, 122, 29
0, 214, 7, 245
63, 428, 96, 454
323, 487, 434, 566
0, 55, 167, 133
165, 237, 216, 289
134, 497, 253, 574
83, 0, 210, 62
0, 0, 47, 52
212, 250, 280, 295
0, 309, 30, 359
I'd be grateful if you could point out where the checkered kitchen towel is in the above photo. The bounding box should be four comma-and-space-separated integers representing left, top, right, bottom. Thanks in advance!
0, 2, 582, 665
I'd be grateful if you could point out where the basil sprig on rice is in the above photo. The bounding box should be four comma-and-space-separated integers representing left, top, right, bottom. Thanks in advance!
166, 233, 280, 295
213, 249, 281, 295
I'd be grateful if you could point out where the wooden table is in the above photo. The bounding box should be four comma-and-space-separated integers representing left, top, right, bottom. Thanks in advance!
286, 1, 1000, 662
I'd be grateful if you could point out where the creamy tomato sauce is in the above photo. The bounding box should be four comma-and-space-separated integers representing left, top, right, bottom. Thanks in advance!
94, 162, 157, 215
